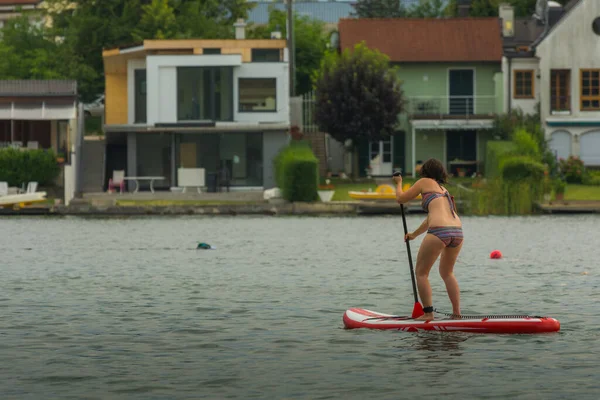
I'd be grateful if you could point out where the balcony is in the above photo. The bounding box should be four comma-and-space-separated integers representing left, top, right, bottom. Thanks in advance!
406, 96, 497, 120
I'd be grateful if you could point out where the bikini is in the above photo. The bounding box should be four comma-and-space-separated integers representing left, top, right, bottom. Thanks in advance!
421, 185, 463, 248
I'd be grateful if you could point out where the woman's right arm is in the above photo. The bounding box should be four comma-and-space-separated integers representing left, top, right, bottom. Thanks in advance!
406, 216, 429, 241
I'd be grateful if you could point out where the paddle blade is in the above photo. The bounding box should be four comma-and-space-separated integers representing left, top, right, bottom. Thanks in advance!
411, 302, 424, 319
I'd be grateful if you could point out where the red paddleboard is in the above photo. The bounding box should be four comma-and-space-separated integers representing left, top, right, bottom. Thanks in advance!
343, 308, 560, 334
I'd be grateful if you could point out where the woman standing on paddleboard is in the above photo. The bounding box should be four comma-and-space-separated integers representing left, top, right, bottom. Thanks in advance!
393, 158, 462, 321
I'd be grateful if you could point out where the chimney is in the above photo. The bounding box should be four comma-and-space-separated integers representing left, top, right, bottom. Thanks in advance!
499, 3, 514, 37
547, 3, 564, 27
234, 18, 246, 40
457, 0, 471, 17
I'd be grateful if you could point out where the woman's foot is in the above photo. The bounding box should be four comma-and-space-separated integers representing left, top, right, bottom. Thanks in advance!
415, 313, 434, 321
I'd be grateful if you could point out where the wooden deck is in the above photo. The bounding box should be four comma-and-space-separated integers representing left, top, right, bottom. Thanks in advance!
536, 201, 600, 213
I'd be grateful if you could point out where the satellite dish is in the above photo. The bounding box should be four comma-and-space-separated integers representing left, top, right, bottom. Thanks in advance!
534, 0, 548, 23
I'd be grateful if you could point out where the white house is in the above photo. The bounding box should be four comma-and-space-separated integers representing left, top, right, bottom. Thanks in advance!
101, 21, 290, 191
534, 0, 600, 167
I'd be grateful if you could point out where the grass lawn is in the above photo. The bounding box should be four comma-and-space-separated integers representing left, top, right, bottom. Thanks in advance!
564, 184, 600, 200
115, 200, 261, 207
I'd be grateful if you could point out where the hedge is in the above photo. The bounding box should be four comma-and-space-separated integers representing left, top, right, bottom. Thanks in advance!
500, 155, 546, 182
485, 141, 515, 178
0, 148, 61, 187
273, 141, 318, 202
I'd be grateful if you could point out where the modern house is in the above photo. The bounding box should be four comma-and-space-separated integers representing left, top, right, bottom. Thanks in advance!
101, 20, 290, 192
338, 16, 504, 177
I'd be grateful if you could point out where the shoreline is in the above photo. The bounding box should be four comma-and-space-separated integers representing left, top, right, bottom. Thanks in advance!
2, 199, 600, 216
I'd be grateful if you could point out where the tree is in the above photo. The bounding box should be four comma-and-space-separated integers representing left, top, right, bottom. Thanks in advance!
352, 0, 408, 18
312, 42, 404, 177
407, 0, 448, 18
132, 0, 178, 42
0, 15, 95, 87
248, 8, 328, 95
41, 0, 256, 101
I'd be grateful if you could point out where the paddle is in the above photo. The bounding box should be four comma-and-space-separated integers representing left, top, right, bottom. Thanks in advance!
396, 173, 424, 319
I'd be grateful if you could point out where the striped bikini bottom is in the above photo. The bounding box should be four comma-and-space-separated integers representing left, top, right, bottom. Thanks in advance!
427, 226, 464, 248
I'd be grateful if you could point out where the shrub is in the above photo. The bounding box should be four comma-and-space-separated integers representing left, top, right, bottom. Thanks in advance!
273, 141, 318, 202
500, 156, 546, 182
485, 141, 515, 178
512, 128, 540, 159
558, 156, 585, 183
553, 178, 566, 194
583, 170, 600, 186
0, 148, 60, 187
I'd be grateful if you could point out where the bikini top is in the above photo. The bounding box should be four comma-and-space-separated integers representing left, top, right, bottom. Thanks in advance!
421, 185, 457, 218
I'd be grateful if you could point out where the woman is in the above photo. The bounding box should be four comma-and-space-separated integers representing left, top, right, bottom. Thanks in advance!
393, 158, 463, 321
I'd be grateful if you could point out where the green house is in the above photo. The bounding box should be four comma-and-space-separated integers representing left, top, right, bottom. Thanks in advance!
338, 17, 504, 177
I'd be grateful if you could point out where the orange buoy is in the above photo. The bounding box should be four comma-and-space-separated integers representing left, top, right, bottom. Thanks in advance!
490, 250, 502, 259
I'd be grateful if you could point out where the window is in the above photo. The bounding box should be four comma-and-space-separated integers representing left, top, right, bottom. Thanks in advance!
177, 67, 233, 121
581, 69, 600, 111
251, 49, 280, 62
134, 69, 147, 123
238, 78, 276, 112
203, 48, 221, 55
514, 70, 534, 98
551, 70, 570, 113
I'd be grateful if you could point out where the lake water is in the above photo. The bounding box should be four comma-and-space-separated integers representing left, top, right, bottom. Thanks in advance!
1, 215, 599, 399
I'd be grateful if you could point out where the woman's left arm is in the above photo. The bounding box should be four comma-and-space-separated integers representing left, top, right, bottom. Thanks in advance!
395, 179, 422, 204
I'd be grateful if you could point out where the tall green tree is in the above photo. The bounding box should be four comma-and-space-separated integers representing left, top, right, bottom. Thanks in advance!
132, 0, 178, 41
41, 0, 256, 100
312, 42, 404, 177
0, 15, 95, 88
407, 0, 448, 17
248, 8, 328, 95
352, 0, 408, 18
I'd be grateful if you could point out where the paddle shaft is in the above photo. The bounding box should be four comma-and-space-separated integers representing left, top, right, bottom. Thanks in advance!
400, 203, 419, 304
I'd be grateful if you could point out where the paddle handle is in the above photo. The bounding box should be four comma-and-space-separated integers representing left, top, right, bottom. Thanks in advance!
400, 203, 419, 305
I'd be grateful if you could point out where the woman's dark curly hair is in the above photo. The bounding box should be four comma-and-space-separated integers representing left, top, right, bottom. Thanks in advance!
419, 158, 449, 185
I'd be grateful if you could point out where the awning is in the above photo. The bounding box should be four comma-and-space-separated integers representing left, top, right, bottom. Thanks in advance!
0, 102, 77, 120
411, 119, 494, 130
103, 122, 290, 133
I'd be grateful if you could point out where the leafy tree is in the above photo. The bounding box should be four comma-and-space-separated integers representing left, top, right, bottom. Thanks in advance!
132, 0, 178, 41
352, 0, 408, 18
41, 0, 256, 100
248, 8, 328, 95
407, 0, 448, 18
312, 42, 404, 177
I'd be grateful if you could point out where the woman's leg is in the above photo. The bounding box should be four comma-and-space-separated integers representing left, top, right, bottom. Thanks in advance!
439, 240, 463, 318
414, 234, 446, 320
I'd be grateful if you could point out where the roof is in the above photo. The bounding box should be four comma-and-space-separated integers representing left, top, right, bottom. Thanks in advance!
248, 1, 357, 25
532, 0, 583, 49
339, 17, 503, 63
0, 80, 77, 97
0, 0, 41, 5
104, 38, 287, 55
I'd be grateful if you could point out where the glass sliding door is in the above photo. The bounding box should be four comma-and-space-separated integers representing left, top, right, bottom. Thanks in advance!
177, 67, 233, 122
136, 133, 172, 189
177, 132, 263, 187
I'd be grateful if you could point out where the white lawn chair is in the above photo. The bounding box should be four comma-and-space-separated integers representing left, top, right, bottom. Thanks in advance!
0, 182, 8, 196
26, 182, 38, 193
108, 170, 125, 194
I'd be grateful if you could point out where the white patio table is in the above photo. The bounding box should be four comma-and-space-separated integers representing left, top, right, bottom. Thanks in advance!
123, 176, 165, 193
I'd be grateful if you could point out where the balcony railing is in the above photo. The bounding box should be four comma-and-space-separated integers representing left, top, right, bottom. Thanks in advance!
406, 96, 498, 119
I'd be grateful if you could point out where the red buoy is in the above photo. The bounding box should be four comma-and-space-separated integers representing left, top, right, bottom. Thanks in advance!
490, 250, 502, 259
